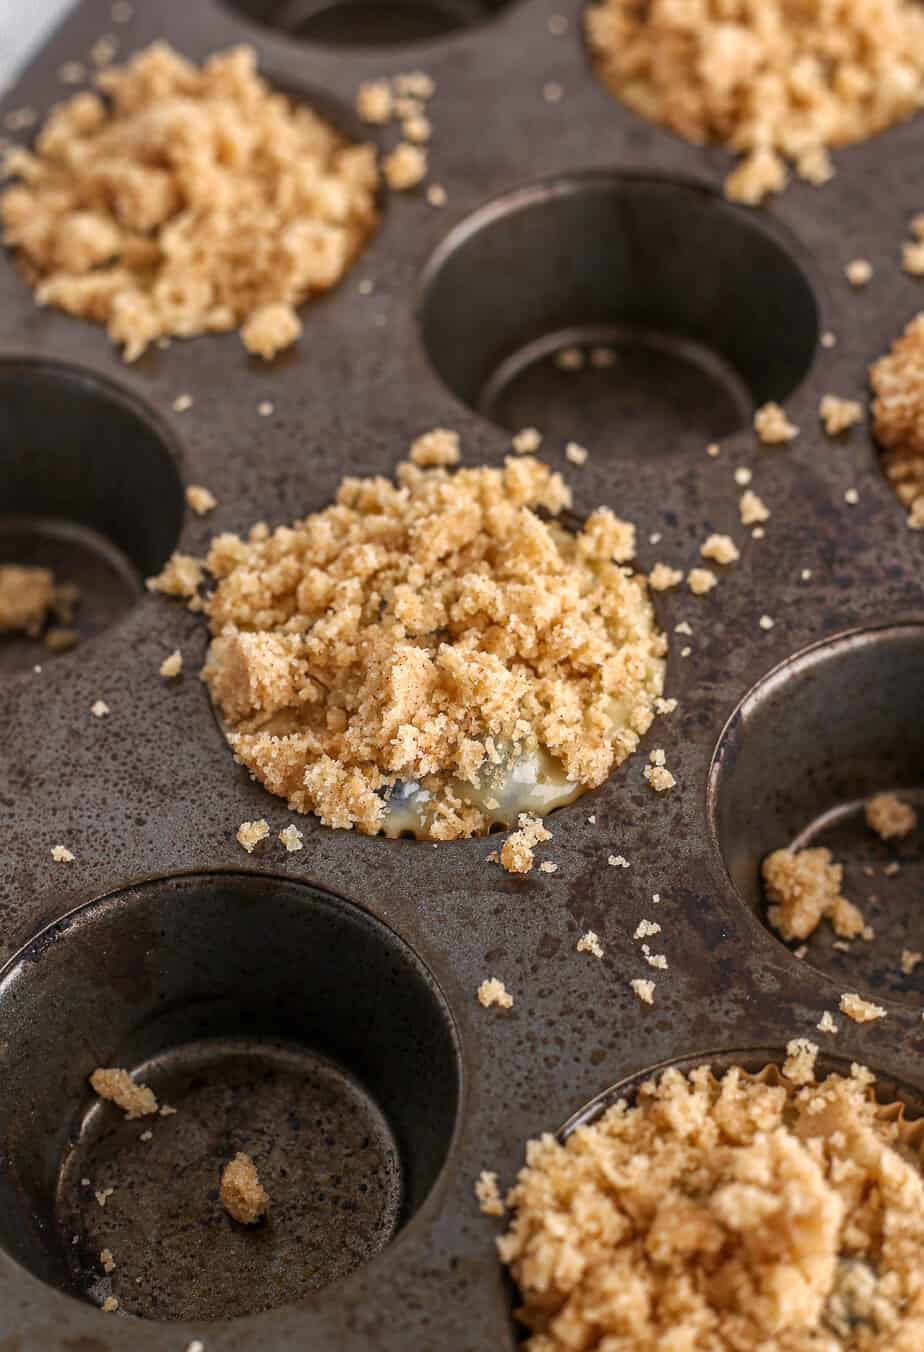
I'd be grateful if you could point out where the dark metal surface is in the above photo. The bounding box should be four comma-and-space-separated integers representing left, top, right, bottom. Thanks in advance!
0, 0, 921, 1347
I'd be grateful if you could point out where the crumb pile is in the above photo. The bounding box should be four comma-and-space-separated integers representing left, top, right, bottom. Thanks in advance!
0, 564, 80, 647
1, 43, 379, 361
500, 1061, 924, 1351
762, 846, 870, 943
220, 1151, 268, 1225
586, 0, 924, 205
870, 315, 924, 529
166, 453, 667, 841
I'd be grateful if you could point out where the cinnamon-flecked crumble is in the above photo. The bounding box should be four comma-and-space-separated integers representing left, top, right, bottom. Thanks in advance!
500, 1061, 924, 1350
181, 452, 666, 841
1, 43, 378, 361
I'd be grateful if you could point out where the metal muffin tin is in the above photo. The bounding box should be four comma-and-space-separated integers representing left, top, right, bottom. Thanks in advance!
0, 0, 922, 1347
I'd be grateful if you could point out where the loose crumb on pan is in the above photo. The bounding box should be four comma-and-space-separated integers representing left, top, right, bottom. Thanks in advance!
608, 854, 629, 868
100, 1296, 119, 1313
820, 395, 863, 436
901, 212, 924, 274
90, 1067, 158, 1119
95, 1187, 114, 1207
643, 749, 675, 792
865, 791, 918, 840
844, 488, 860, 505
383, 142, 427, 190
754, 402, 798, 445
782, 1036, 819, 1085
734, 466, 752, 486
279, 823, 304, 852
869, 314, 924, 528
629, 977, 654, 1004
501, 815, 552, 875
500, 1060, 924, 1350
51, 844, 75, 862
538, 860, 558, 874
902, 948, 923, 976
564, 441, 588, 466
236, 818, 269, 853
759, 614, 775, 631
409, 427, 459, 467
512, 427, 542, 454
555, 346, 584, 372
817, 1010, 839, 1034
634, 919, 661, 940
159, 649, 183, 678
740, 489, 770, 525
700, 533, 739, 565
840, 992, 887, 1023
687, 567, 717, 595
100, 1248, 116, 1274
846, 258, 874, 287
762, 846, 870, 943
186, 484, 217, 515
475, 1170, 506, 1216
220, 1152, 268, 1225
426, 183, 447, 208
91, 699, 110, 717
478, 977, 513, 1010
1, 44, 379, 362
173, 394, 194, 414
0, 565, 55, 635
576, 930, 604, 958
648, 562, 683, 591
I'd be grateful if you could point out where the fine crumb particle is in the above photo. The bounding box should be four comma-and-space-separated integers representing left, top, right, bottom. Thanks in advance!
629, 977, 655, 1005
608, 854, 629, 868
538, 860, 558, 874
634, 919, 661, 940
870, 312, 924, 527
383, 142, 427, 190
90, 36, 118, 68
90, 1067, 158, 1119
763, 846, 871, 944
759, 614, 775, 631
543, 81, 564, 104
706, 442, 720, 457
160, 1104, 177, 1117
236, 819, 269, 854
51, 845, 75, 863
91, 699, 110, 717
577, 930, 604, 958
403, 113, 431, 143
865, 792, 917, 840
817, 1010, 839, 1035
159, 649, 183, 679
590, 345, 616, 367
740, 489, 770, 525
220, 1152, 269, 1225
643, 748, 675, 793
100, 1248, 116, 1274
565, 441, 588, 466
754, 402, 798, 445
394, 71, 435, 100
139, 1129, 153, 1141
643, 948, 668, 969
840, 992, 887, 1023
59, 61, 87, 85
409, 427, 460, 468
846, 258, 873, 287
512, 427, 542, 454
700, 533, 739, 565
680, 645, 692, 658
146, 552, 204, 602
426, 183, 447, 208
356, 79, 393, 125
173, 394, 194, 414
279, 823, 304, 852
687, 567, 717, 595
555, 346, 585, 372
783, 1037, 819, 1086
186, 484, 217, 515
734, 466, 752, 486
902, 948, 923, 975
674, 621, 693, 636
501, 814, 552, 875
500, 1059, 924, 1350
95, 1187, 114, 1207
820, 395, 863, 436
475, 1169, 506, 1216
648, 562, 683, 591
101, 1296, 119, 1313
654, 697, 677, 715
187, 1343, 205, 1352
1, 44, 378, 362
477, 977, 513, 1010
801, 568, 813, 581
258, 400, 274, 417
822, 331, 837, 349
844, 488, 860, 505
885, 861, 901, 877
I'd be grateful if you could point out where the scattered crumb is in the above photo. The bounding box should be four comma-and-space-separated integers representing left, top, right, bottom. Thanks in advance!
654, 697, 677, 715
394, 71, 435, 100
475, 1169, 506, 1216
549, 13, 568, 34
160, 1104, 177, 1117
782, 1037, 819, 1085
700, 533, 739, 565
51, 845, 75, 863
754, 402, 798, 445
674, 621, 693, 636
100, 1248, 116, 1274
59, 61, 87, 85
1, 45, 378, 361
648, 563, 683, 591
383, 142, 427, 190
680, 645, 692, 657
608, 854, 629, 868
762, 846, 869, 943
629, 977, 655, 1005
101, 1296, 119, 1313
186, 484, 217, 515
759, 614, 775, 631
139, 1129, 153, 1142
538, 860, 558, 874
821, 331, 837, 349
356, 79, 393, 124
870, 313, 924, 527
173, 394, 194, 414
817, 1010, 839, 1035
734, 466, 752, 486
543, 81, 564, 104
258, 400, 274, 417
801, 569, 813, 581
902, 949, 923, 976
846, 258, 873, 287
220, 1152, 268, 1225
555, 346, 585, 372
819, 395, 863, 436
565, 441, 588, 466
740, 489, 770, 525
409, 427, 460, 467
477, 977, 513, 1010
643, 948, 668, 969
90, 1067, 158, 1119
426, 183, 447, 208
501, 814, 552, 875
95, 1187, 114, 1207
0, 565, 80, 641
236, 819, 269, 854
885, 861, 901, 877
577, 931, 604, 958
279, 824, 304, 852
687, 567, 717, 595
91, 699, 110, 718
865, 791, 917, 840
839, 992, 886, 1023
512, 427, 542, 454
590, 346, 616, 368
159, 649, 183, 678
844, 488, 860, 505
146, 553, 204, 602
706, 442, 720, 457
633, 919, 661, 940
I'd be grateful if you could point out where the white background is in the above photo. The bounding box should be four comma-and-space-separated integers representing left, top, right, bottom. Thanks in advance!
0, 0, 77, 91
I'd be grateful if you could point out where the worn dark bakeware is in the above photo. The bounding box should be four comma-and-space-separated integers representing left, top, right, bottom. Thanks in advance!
0, 0, 922, 1347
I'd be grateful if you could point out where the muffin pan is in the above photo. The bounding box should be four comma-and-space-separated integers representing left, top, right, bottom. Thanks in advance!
0, 1, 922, 1348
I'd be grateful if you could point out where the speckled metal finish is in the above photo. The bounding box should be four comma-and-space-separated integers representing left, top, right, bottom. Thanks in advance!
0, 0, 922, 1348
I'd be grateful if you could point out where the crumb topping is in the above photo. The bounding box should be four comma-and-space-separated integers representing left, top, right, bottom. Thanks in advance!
740, 489, 770, 525
278, 823, 304, 852
236, 818, 269, 853
500, 1061, 924, 1350
820, 395, 863, 437
763, 847, 870, 943
220, 1152, 268, 1225
478, 977, 513, 1010
839, 992, 887, 1023
869, 317, 924, 528
1, 43, 378, 361
755, 402, 799, 445
576, 930, 604, 958
648, 562, 683, 591
865, 792, 918, 841
90, 1067, 158, 1119
159, 648, 183, 678
475, 1170, 506, 1216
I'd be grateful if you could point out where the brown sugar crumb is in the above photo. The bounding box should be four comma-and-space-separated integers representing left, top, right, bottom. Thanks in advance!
192, 456, 666, 842
700, 533, 739, 566
409, 427, 460, 467
846, 258, 874, 287
91, 699, 110, 717
477, 977, 513, 1010
475, 1170, 506, 1216
564, 441, 588, 466
555, 346, 584, 372
90, 1067, 158, 1119
279, 823, 304, 852
51, 844, 75, 862
173, 394, 194, 414
500, 1061, 924, 1350
820, 395, 863, 437
236, 819, 269, 854
870, 314, 924, 528
629, 977, 654, 1004
840, 992, 887, 1023
356, 79, 393, 125
648, 562, 682, 591
865, 791, 918, 841
100, 1248, 116, 1274
101, 1296, 119, 1313
95, 1187, 114, 1207
687, 567, 717, 595
159, 649, 183, 679
1, 44, 378, 363
763, 846, 870, 943
0, 565, 55, 635
782, 1036, 819, 1085
538, 860, 558, 874
186, 484, 217, 516
220, 1152, 268, 1225
576, 930, 604, 958
643, 749, 675, 793
902, 948, 923, 976
501, 814, 552, 875
240, 302, 302, 361
754, 402, 798, 445
146, 552, 204, 601
383, 142, 427, 190
740, 489, 770, 526
512, 427, 542, 454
